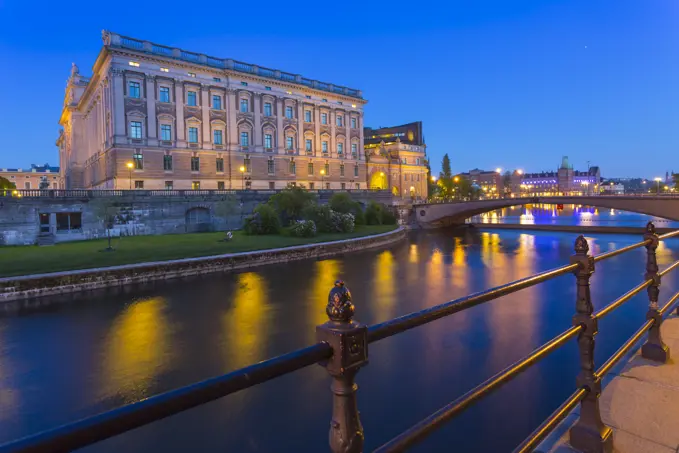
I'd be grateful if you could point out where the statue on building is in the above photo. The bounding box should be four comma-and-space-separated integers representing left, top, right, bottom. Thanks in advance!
102, 30, 111, 46
70, 63, 80, 78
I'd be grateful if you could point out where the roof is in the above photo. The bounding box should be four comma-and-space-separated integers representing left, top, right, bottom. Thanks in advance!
0, 163, 60, 173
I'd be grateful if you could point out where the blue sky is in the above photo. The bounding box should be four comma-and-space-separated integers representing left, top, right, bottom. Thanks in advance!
0, 0, 677, 178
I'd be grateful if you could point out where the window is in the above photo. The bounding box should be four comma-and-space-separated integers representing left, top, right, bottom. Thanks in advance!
289, 159, 296, 175
165, 181, 173, 190
355, 183, 360, 190
416, 157, 421, 165
285, 106, 294, 119
341, 182, 346, 190
160, 67, 169, 72
213, 77, 221, 82
326, 182, 330, 189
135, 180, 144, 189
351, 143, 358, 158
322, 98, 328, 102
309, 182, 315, 190
351, 117, 357, 129
191, 156, 200, 172
305, 139, 312, 153
240, 99, 249, 112
265, 86, 272, 91
340, 164, 345, 177
324, 162, 330, 175
192, 181, 200, 190
130, 121, 142, 139
264, 102, 272, 116
241, 81, 248, 86
212, 95, 222, 110
267, 159, 274, 174
24, 182, 30, 189
128, 81, 140, 98
213, 129, 223, 145
336, 115, 343, 127
55, 213, 82, 232
338, 101, 343, 105
216, 158, 224, 172
244, 155, 252, 172
159, 87, 170, 103
402, 157, 407, 164
187, 91, 197, 106
264, 134, 272, 149
160, 124, 172, 141
241, 132, 249, 147
306, 95, 311, 99
337, 143, 344, 155
218, 181, 225, 190
286, 137, 294, 150
321, 113, 328, 124
269, 181, 275, 189
304, 110, 312, 122
322, 141, 328, 154
188, 127, 199, 143
188, 72, 196, 78
308, 162, 314, 175
163, 154, 173, 171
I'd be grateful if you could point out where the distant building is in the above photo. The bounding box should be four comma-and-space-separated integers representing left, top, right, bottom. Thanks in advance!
459, 169, 503, 198
0, 164, 62, 190
509, 156, 601, 196
364, 121, 428, 199
600, 181, 625, 195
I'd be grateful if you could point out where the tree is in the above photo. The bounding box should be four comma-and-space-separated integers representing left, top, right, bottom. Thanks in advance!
268, 184, 317, 225
502, 171, 512, 196
437, 154, 455, 200
441, 154, 452, 178
90, 199, 121, 251
673, 173, 679, 189
0, 176, 15, 190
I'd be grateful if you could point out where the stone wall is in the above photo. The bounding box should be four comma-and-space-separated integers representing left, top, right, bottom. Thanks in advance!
0, 190, 393, 245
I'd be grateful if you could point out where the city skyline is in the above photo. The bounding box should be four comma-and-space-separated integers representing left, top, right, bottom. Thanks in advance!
1, 0, 678, 178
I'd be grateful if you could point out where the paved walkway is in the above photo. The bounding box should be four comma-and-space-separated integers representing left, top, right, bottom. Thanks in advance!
543, 316, 679, 453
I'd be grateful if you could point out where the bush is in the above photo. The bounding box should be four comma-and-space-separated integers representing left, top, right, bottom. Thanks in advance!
364, 201, 397, 225
268, 185, 316, 224
289, 219, 317, 237
244, 203, 280, 235
382, 207, 397, 225
329, 193, 365, 225
302, 203, 354, 233
337, 212, 355, 233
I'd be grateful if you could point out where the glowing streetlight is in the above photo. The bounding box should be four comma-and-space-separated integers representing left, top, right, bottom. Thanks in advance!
320, 168, 326, 188
239, 165, 246, 190
453, 176, 460, 182
654, 177, 662, 194
126, 162, 134, 189
495, 168, 502, 174
517, 169, 523, 175
431, 175, 437, 182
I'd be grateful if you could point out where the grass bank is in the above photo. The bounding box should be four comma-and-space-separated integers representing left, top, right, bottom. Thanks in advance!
0, 225, 398, 278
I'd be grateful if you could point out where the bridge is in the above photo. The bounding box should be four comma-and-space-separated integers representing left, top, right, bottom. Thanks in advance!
1, 223, 679, 452
414, 196, 679, 228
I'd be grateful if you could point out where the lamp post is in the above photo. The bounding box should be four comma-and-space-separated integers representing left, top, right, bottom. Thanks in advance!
239, 166, 246, 190
126, 162, 133, 190
654, 177, 662, 194
320, 168, 325, 189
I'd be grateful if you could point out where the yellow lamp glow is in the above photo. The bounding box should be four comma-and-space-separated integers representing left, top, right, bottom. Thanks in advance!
239, 166, 246, 173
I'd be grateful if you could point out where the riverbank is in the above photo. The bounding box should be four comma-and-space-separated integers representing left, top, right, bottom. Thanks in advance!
470, 222, 677, 235
0, 226, 405, 306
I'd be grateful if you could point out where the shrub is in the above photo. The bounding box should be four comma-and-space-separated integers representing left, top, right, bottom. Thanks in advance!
338, 212, 355, 233
303, 204, 354, 233
365, 201, 383, 225
268, 185, 317, 224
382, 207, 397, 225
329, 193, 365, 225
289, 219, 317, 237
244, 203, 280, 235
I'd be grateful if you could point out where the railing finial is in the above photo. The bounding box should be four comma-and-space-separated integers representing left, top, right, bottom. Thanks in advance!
327, 280, 355, 323
642, 221, 670, 362
574, 234, 589, 255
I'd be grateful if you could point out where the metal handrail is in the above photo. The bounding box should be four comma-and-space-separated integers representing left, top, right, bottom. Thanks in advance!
1, 223, 679, 453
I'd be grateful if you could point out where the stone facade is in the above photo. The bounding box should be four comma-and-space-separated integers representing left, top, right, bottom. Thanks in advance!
0, 164, 63, 190
509, 157, 601, 196
59, 31, 367, 191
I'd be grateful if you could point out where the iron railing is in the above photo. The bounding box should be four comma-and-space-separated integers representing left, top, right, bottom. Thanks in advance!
2, 223, 679, 453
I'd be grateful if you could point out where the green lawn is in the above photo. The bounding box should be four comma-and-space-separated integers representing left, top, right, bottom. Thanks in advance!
0, 225, 398, 278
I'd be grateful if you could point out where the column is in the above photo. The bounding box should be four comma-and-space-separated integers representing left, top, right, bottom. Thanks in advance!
297, 100, 304, 152
200, 85, 211, 149
276, 98, 284, 154
330, 109, 336, 158
226, 89, 238, 149
253, 93, 262, 151
111, 69, 126, 144
174, 81, 185, 145
146, 76, 157, 145
314, 104, 321, 156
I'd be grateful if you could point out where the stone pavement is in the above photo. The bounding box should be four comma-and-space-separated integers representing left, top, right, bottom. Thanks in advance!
541, 316, 679, 453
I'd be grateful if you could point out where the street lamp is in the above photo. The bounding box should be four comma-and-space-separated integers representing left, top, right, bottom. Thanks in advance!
239, 165, 246, 190
431, 175, 437, 182
453, 176, 459, 182
320, 168, 326, 189
495, 168, 502, 174
517, 169, 523, 175
126, 162, 134, 190
654, 177, 662, 194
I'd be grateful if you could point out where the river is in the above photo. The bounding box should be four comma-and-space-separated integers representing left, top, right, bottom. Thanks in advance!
1, 226, 679, 452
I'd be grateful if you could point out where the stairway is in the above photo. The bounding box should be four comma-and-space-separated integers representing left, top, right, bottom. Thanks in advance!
37, 233, 55, 246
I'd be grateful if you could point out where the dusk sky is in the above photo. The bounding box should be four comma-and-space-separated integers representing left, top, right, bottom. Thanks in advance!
0, 0, 677, 178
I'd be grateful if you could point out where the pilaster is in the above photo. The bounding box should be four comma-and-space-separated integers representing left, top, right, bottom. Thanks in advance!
201, 85, 211, 149
253, 93, 262, 151
174, 81, 186, 146
146, 76, 158, 145
111, 69, 126, 144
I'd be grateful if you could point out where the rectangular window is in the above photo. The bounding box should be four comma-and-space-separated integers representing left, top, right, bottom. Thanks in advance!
165, 181, 173, 190
304, 110, 312, 122
191, 156, 200, 172
289, 160, 296, 175
306, 95, 311, 99
130, 121, 142, 139
416, 157, 421, 165
192, 181, 200, 190
354, 164, 359, 177
340, 164, 345, 177
321, 113, 328, 124
135, 180, 144, 189
241, 132, 249, 147
214, 77, 222, 82
159, 87, 170, 103
213, 130, 223, 145
218, 181, 225, 190
55, 213, 82, 232
326, 182, 330, 189
324, 163, 330, 175
341, 182, 346, 190
264, 102, 272, 116
336, 115, 343, 127
240, 99, 249, 113
188, 72, 196, 78
160, 67, 169, 72
212, 95, 222, 110
337, 143, 344, 155
322, 141, 328, 154
355, 183, 360, 190
267, 159, 274, 174
309, 182, 315, 190
264, 134, 272, 149
24, 181, 30, 189
160, 124, 172, 141
305, 139, 312, 152
188, 127, 199, 143
265, 86, 272, 91
244, 156, 252, 172
163, 154, 173, 171
241, 81, 248, 86
269, 181, 275, 189
216, 158, 224, 172
285, 106, 294, 119
286, 137, 294, 150
351, 117, 357, 129
351, 143, 358, 157
308, 162, 314, 175
187, 91, 197, 106
128, 81, 140, 98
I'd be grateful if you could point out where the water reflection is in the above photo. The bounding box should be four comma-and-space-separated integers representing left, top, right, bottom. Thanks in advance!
373, 250, 396, 320
307, 260, 342, 342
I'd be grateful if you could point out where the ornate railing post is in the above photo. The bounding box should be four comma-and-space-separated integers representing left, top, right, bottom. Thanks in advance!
316, 281, 368, 453
641, 222, 670, 362
569, 235, 613, 453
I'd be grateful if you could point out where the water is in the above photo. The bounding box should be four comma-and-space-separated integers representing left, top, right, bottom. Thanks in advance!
471, 204, 679, 228
1, 229, 679, 452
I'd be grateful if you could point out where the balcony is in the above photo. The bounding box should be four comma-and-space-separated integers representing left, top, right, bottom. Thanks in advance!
305, 149, 313, 156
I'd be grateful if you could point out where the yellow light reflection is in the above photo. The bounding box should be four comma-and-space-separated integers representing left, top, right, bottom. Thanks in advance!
308, 259, 342, 342
102, 297, 170, 402
409, 244, 419, 263
374, 250, 396, 320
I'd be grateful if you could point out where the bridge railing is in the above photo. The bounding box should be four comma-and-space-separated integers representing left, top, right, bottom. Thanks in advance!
2, 223, 679, 453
